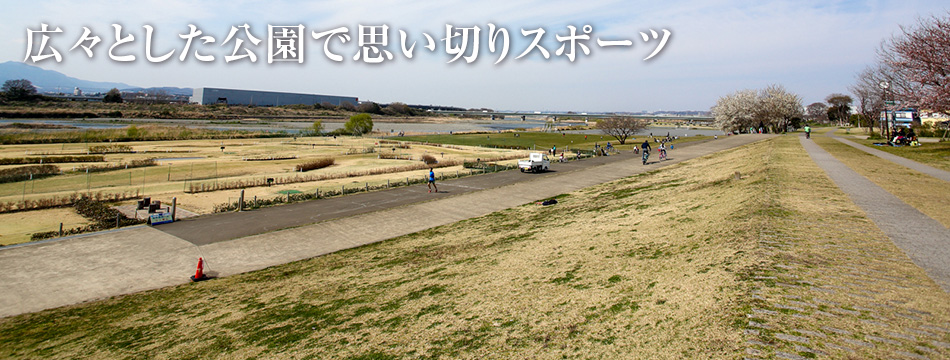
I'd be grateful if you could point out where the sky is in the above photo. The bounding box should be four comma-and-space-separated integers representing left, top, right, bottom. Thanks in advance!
1, 0, 947, 112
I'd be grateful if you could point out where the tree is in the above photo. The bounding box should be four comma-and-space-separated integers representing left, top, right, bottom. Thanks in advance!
710, 85, 802, 133
757, 84, 803, 133
103, 88, 123, 103
825, 93, 853, 126
356, 101, 383, 114
596, 117, 648, 144
339, 101, 356, 111
344, 113, 373, 135
805, 102, 829, 123
2, 79, 37, 101
849, 66, 886, 134
880, 13, 950, 116
383, 102, 413, 116
711, 89, 758, 132
309, 120, 324, 135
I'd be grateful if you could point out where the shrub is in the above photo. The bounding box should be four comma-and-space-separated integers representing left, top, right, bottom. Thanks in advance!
0, 155, 103, 165
88, 144, 133, 154
344, 113, 374, 135
0, 164, 60, 183
421, 154, 437, 164
295, 157, 335, 172
75, 158, 156, 173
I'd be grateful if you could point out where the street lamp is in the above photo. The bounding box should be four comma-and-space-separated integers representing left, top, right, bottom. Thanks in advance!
879, 81, 891, 139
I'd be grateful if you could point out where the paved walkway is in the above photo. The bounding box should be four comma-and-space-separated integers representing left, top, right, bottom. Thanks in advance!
830, 134, 950, 183
799, 136, 950, 292
741, 134, 950, 359
0, 135, 770, 317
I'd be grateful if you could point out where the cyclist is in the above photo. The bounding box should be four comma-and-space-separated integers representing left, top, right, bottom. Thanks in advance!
804, 125, 811, 139
641, 139, 652, 165
658, 142, 667, 160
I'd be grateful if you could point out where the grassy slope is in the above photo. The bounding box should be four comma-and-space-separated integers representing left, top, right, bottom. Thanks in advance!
5, 136, 945, 359
0, 138, 773, 359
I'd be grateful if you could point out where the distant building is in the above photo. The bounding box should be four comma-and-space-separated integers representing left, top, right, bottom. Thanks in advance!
190, 87, 358, 107
919, 111, 949, 128
880, 108, 920, 128
73, 87, 82, 96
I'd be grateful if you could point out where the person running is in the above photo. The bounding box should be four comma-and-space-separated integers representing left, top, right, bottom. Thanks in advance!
427, 168, 438, 193
641, 139, 652, 165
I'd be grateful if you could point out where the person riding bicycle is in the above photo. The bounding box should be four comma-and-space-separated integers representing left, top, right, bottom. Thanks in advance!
658, 143, 667, 160
641, 139, 652, 165
804, 125, 811, 139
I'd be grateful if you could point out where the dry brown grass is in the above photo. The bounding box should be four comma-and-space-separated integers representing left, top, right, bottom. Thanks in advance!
0, 207, 90, 246
740, 135, 950, 359
0, 137, 780, 359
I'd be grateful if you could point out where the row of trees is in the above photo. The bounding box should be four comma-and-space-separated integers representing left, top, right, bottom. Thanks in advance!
710, 84, 803, 133
804, 94, 854, 126
850, 13, 950, 138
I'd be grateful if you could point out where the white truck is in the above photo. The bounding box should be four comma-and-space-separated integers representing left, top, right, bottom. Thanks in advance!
518, 152, 550, 173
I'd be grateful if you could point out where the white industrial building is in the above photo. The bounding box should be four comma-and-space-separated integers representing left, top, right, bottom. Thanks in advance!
190, 87, 358, 107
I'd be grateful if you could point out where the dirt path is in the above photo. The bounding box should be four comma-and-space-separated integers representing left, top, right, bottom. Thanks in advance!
799, 136, 950, 292
0, 135, 770, 318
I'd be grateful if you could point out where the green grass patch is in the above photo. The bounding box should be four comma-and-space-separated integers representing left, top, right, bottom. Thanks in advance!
854, 138, 950, 171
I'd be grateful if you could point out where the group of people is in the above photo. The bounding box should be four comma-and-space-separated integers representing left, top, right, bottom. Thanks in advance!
593, 142, 614, 156
890, 127, 920, 146
633, 137, 674, 164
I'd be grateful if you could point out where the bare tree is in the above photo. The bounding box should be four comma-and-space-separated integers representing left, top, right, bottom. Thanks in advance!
2, 79, 38, 101
596, 117, 648, 144
849, 66, 885, 134
881, 13, 950, 116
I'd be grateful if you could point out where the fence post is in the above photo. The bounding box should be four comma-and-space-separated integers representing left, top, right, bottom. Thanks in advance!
387, 179, 390, 188
365, 182, 369, 192
316, 189, 320, 198
238, 189, 245, 212
342, 185, 345, 195
59, 223, 63, 236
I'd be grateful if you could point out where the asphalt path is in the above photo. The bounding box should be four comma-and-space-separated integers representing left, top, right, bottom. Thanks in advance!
0, 134, 766, 317
156, 141, 708, 245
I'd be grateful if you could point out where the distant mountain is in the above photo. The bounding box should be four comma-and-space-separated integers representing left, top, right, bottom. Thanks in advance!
0, 61, 192, 96
121, 86, 193, 96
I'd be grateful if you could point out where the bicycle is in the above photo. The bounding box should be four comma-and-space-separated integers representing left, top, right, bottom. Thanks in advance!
642, 150, 650, 165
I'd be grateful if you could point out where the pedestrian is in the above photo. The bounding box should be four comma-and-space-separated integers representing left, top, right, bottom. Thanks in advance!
427, 168, 438, 193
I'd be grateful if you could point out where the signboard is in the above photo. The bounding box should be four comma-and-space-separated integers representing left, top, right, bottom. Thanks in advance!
148, 212, 174, 225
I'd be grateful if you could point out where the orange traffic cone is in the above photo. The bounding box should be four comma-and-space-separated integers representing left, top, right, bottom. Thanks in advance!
190, 257, 208, 282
